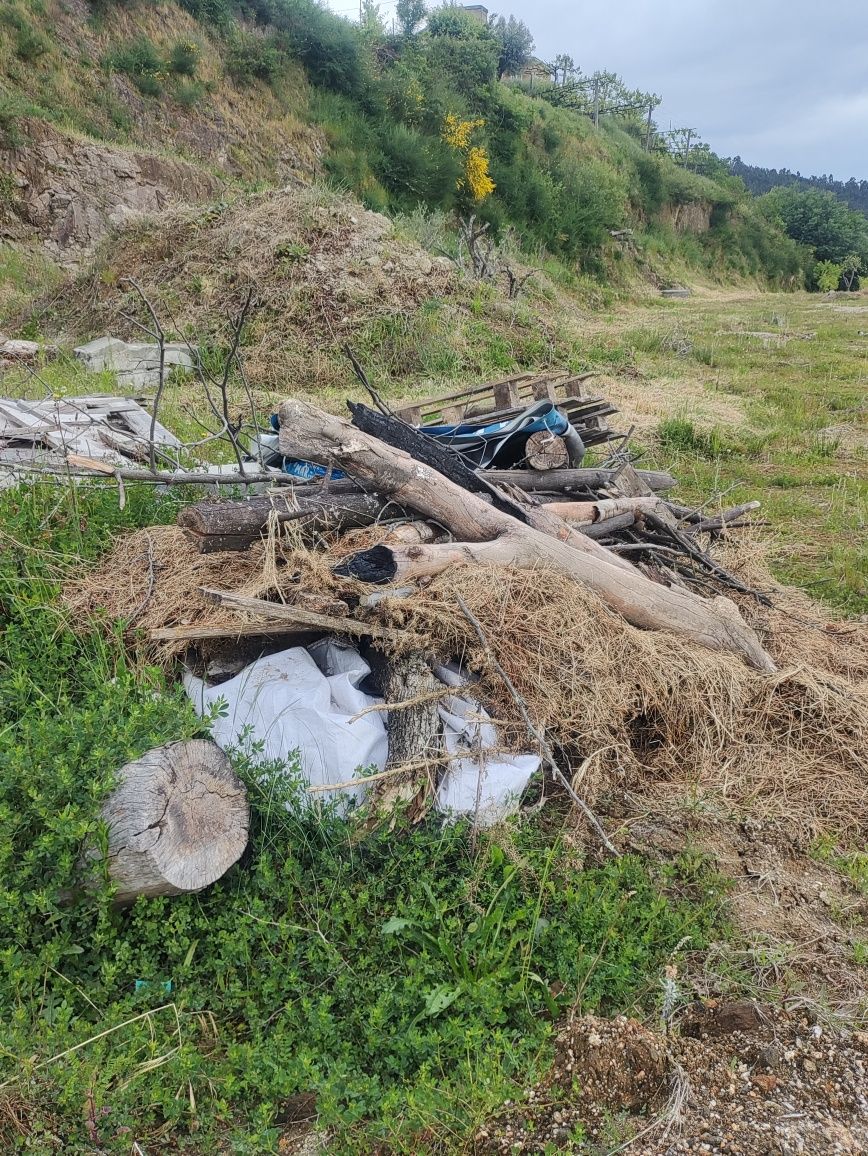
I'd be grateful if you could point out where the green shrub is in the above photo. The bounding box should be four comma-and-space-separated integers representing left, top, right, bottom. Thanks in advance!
225, 28, 283, 84
106, 36, 164, 95
13, 22, 51, 61
167, 38, 200, 77
375, 123, 461, 207
815, 259, 844, 293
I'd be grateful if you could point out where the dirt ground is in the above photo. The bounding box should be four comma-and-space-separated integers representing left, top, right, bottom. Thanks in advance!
475, 1003, 868, 1155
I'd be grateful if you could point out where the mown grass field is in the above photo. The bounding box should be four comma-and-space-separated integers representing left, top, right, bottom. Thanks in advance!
583, 290, 867, 614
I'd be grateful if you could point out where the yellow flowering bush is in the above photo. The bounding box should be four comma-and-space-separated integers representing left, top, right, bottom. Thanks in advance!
464, 146, 496, 202
441, 114, 495, 203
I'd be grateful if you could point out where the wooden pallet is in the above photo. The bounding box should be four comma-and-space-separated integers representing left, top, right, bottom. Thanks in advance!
0, 395, 181, 469
394, 372, 619, 445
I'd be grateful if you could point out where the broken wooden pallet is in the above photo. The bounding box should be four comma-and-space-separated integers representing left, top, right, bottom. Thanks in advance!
0, 395, 181, 469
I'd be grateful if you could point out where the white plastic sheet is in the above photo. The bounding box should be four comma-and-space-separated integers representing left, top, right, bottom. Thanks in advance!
184, 640, 387, 812
434, 664, 540, 826
184, 645, 539, 825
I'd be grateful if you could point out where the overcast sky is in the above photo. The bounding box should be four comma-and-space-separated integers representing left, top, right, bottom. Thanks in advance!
526, 0, 868, 179
329, 0, 868, 180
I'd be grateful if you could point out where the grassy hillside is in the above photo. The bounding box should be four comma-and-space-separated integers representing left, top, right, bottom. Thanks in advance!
0, 0, 808, 288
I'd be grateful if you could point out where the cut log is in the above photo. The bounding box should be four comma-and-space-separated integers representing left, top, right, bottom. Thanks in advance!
371, 650, 442, 820
178, 491, 385, 553
101, 739, 248, 904
542, 496, 664, 526
277, 399, 775, 672
483, 467, 677, 493
524, 430, 569, 471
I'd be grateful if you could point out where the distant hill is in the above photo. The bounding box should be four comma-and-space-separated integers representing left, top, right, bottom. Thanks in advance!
729, 157, 868, 217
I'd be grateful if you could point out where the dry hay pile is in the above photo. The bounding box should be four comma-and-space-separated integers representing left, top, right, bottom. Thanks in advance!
64, 184, 457, 387
65, 524, 868, 836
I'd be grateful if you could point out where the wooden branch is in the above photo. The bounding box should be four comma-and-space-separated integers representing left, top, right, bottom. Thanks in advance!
101, 740, 248, 904
150, 622, 326, 642
542, 496, 664, 526
198, 587, 413, 642
274, 400, 775, 671
346, 401, 532, 523
337, 400, 637, 575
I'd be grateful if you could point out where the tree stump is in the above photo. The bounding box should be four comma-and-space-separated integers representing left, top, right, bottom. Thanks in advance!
101, 739, 249, 904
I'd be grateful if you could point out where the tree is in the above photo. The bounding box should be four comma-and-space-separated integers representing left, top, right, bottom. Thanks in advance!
489, 14, 534, 79
759, 186, 868, 265
551, 52, 574, 86
426, 3, 488, 38
396, 0, 426, 36
841, 252, 862, 291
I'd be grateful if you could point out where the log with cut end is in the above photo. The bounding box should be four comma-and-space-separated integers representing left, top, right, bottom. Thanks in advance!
482, 467, 677, 493
178, 490, 385, 553
277, 399, 775, 672
524, 430, 569, 471
101, 739, 248, 904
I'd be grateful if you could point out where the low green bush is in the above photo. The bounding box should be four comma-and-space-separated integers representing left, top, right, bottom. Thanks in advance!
167, 38, 200, 77
225, 28, 283, 84
105, 36, 164, 96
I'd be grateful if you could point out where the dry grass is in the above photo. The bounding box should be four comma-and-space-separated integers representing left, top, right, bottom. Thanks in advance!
65, 522, 868, 838
58, 184, 457, 392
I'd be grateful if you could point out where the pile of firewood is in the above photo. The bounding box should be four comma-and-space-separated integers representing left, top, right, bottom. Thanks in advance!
55, 381, 805, 903
174, 395, 774, 675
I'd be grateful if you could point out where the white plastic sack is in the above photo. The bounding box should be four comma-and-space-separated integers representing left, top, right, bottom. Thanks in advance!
434, 664, 540, 827
184, 640, 387, 812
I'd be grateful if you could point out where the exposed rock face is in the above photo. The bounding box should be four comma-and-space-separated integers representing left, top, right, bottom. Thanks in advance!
658, 200, 714, 233
0, 119, 223, 264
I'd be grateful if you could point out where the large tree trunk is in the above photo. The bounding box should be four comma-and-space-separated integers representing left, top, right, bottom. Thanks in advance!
276, 400, 775, 672
178, 490, 385, 553
101, 740, 248, 904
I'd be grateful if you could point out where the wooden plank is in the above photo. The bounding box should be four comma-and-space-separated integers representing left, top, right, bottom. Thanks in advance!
493, 379, 521, 409
198, 588, 413, 642
0, 401, 52, 431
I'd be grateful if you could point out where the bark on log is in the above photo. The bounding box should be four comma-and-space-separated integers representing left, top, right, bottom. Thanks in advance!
346, 401, 532, 523
483, 467, 677, 493
102, 739, 248, 904
332, 401, 636, 575
542, 496, 664, 526
524, 431, 569, 470
178, 491, 384, 553
371, 651, 442, 819
277, 399, 775, 672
